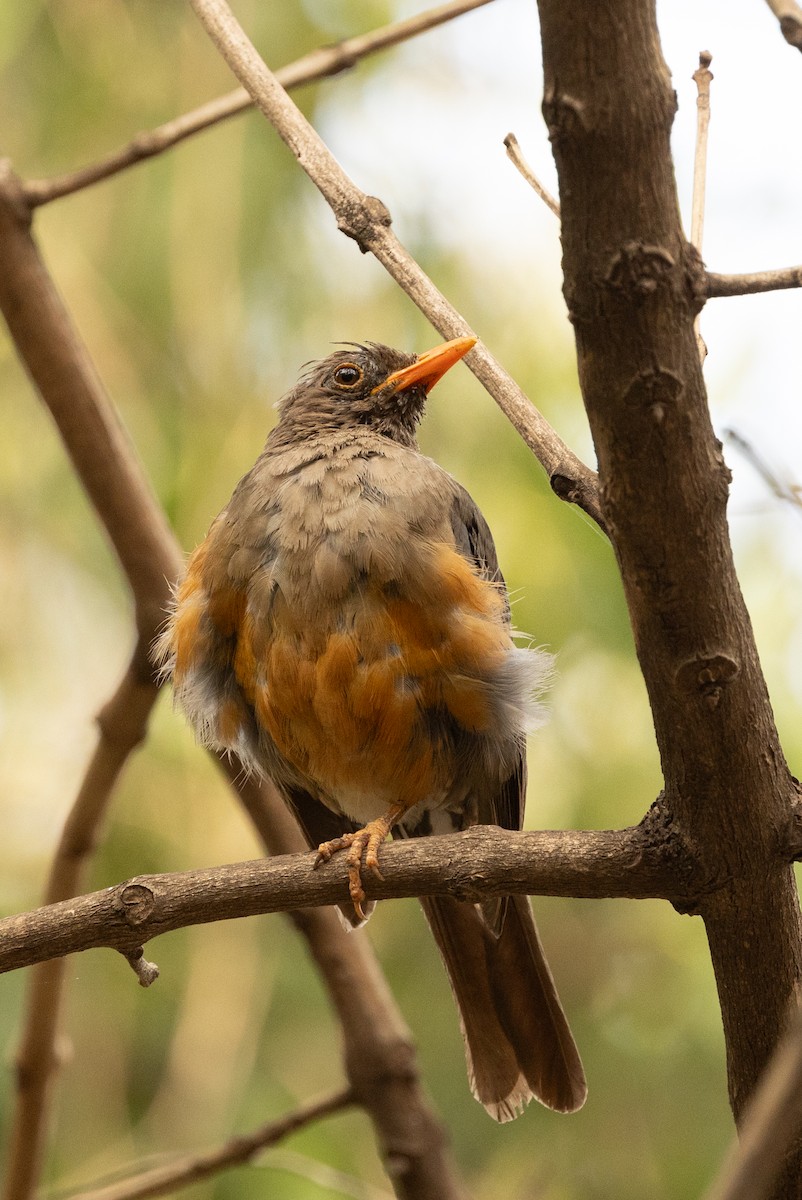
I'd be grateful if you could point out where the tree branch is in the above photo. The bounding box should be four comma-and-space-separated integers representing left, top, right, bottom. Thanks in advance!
762, 0, 802, 51
691, 51, 713, 363
0, 163, 182, 641
187, 0, 606, 532
0, 164, 464, 1200
724, 429, 802, 513
535, 1, 801, 1177
705, 266, 802, 297
63, 1089, 355, 1200
703, 1002, 802, 1200
0, 824, 694, 977
0, 165, 183, 1200
690, 52, 713, 255
22, 0, 495, 208
2, 657, 160, 1200
503, 132, 560, 216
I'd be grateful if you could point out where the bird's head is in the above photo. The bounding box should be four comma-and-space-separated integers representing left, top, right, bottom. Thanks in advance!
272, 336, 477, 447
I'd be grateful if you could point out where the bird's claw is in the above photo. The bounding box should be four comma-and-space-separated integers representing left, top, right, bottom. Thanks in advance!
314, 813, 398, 921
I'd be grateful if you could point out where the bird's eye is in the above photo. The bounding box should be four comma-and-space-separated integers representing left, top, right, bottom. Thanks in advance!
333, 364, 363, 388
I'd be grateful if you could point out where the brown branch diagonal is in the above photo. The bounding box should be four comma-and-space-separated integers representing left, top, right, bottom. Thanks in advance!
0, 824, 697, 977
0, 163, 184, 1200
1, 657, 160, 1200
0, 163, 183, 637
703, 999, 802, 1200
762, 0, 802, 50
63, 1089, 355, 1200
187, 0, 605, 532
21, 0, 495, 208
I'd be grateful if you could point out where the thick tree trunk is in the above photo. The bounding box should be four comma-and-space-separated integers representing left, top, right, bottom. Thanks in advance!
535, 0, 802, 1192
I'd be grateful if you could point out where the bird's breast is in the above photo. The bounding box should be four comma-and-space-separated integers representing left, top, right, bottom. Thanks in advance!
161, 444, 542, 823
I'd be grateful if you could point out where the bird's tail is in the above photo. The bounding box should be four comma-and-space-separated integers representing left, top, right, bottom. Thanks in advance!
419, 892, 586, 1121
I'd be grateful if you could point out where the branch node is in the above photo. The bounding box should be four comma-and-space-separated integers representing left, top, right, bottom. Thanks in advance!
783, 789, 802, 862
675, 653, 740, 707
638, 796, 707, 914
336, 194, 392, 252
606, 242, 676, 299
684, 241, 708, 315
542, 89, 589, 142
549, 472, 581, 505
116, 882, 156, 927
0, 159, 33, 227
122, 947, 161, 988
622, 367, 683, 423
779, 14, 802, 50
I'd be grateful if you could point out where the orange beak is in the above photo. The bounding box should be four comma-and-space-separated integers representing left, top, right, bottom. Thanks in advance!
377, 336, 477, 396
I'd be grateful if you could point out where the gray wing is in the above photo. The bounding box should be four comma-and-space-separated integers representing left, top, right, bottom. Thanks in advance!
449, 482, 508, 613
448, 482, 526, 835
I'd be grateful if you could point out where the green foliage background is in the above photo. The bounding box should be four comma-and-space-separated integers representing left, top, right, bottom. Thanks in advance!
1, 2, 800, 1197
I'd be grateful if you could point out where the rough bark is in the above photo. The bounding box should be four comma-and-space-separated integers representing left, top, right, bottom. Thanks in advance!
0, 822, 691, 975
536, 1, 802, 1191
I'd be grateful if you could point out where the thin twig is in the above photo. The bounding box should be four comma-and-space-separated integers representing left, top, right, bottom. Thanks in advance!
705, 265, 802, 297
691, 51, 713, 364
63, 1090, 355, 1200
188, 0, 605, 532
503, 133, 560, 216
0, 167, 185, 1200
690, 52, 713, 252
703, 1002, 802, 1200
2, 659, 160, 1200
762, 0, 802, 50
724, 429, 802, 513
0, 824, 691, 976
22, 0, 495, 208
258, 1148, 395, 1200
122, 948, 161, 988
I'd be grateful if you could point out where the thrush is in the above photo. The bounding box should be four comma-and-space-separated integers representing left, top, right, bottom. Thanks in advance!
155, 336, 587, 1119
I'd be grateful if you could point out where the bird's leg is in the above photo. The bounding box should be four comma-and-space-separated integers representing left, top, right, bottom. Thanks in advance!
314, 802, 406, 921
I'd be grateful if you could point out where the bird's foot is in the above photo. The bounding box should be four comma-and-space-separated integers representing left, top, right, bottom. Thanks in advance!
314, 808, 402, 922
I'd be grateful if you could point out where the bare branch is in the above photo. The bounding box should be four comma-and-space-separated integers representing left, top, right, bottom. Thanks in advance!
121, 947, 161, 988
503, 133, 560, 216
0, 165, 182, 639
0, 166, 463, 1200
690, 52, 713, 253
705, 265, 802, 297
64, 1090, 354, 1200
762, 0, 802, 50
260, 1150, 395, 1200
725, 429, 802, 513
0, 166, 185, 1200
691, 51, 713, 363
187, 0, 605, 532
535, 0, 802, 1150
0, 824, 692, 977
2, 657, 160, 1200
22, 0, 495, 208
703, 1002, 802, 1200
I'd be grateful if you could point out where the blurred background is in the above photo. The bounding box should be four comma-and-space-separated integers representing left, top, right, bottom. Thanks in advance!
0, 0, 800, 1196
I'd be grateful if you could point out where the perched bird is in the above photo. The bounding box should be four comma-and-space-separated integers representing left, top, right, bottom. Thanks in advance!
155, 336, 586, 1119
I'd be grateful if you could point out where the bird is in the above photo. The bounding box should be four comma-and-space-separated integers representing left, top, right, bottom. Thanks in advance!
155, 335, 587, 1120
